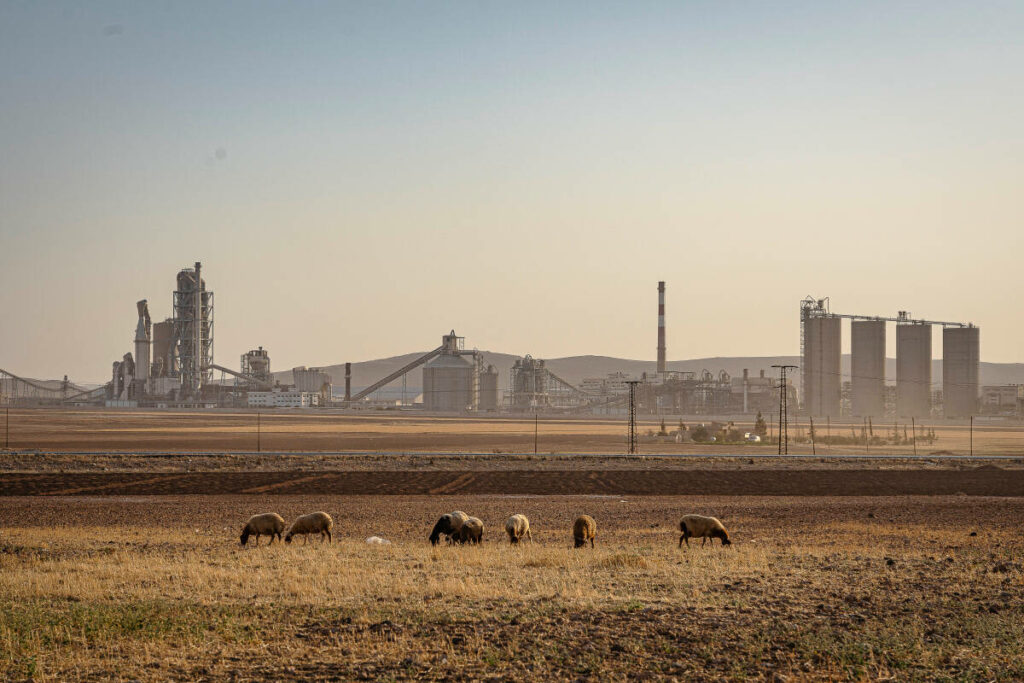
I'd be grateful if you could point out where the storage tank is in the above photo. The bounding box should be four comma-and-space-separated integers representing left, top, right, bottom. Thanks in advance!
943, 326, 979, 418
896, 322, 932, 417
479, 364, 499, 411
802, 315, 841, 416
152, 320, 174, 377
422, 354, 473, 411
851, 320, 885, 417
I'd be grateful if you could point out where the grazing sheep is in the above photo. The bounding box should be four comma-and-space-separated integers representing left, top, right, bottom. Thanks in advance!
429, 510, 470, 545
285, 511, 334, 544
454, 516, 484, 545
678, 514, 731, 548
240, 513, 286, 547
504, 514, 532, 544
573, 515, 596, 548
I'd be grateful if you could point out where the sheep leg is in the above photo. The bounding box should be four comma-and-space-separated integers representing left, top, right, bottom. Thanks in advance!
326, 530, 332, 543
590, 538, 594, 549
254, 534, 260, 547
701, 537, 707, 548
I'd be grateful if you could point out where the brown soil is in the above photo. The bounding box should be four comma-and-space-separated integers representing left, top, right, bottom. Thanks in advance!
3, 467, 1023, 497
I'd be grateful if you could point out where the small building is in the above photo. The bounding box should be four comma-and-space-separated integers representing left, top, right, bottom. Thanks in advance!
981, 385, 1023, 415
247, 390, 320, 408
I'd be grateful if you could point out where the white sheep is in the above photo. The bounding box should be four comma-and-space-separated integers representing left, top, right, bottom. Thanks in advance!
240, 513, 286, 546
285, 511, 334, 544
678, 514, 731, 548
504, 514, 532, 544
455, 516, 484, 545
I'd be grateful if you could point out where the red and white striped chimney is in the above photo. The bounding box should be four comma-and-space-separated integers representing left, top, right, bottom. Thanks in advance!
657, 281, 666, 374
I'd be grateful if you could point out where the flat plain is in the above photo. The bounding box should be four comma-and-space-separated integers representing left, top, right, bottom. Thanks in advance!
3, 408, 1022, 455
2, 494, 1023, 681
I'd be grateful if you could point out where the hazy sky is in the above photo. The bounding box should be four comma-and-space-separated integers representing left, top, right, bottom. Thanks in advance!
2, 1, 1022, 382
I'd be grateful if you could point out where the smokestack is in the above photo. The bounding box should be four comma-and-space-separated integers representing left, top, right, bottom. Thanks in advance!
657, 281, 666, 374
134, 300, 151, 388
345, 362, 352, 401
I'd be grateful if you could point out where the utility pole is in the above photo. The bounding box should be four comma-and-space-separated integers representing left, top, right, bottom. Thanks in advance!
809, 416, 816, 456
772, 365, 797, 455
534, 413, 538, 455
970, 415, 974, 457
4, 407, 8, 450
257, 412, 261, 453
626, 380, 640, 455
912, 417, 917, 456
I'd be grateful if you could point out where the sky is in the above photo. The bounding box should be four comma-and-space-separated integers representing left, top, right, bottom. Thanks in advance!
1, 1, 1022, 383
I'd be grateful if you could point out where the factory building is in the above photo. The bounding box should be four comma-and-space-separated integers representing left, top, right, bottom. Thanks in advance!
247, 390, 320, 408
422, 333, 474, 411
850, 319, 886, 417
942, 326, 980, 418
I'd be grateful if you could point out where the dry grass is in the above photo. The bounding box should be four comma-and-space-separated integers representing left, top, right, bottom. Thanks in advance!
2, 496, 1023, 680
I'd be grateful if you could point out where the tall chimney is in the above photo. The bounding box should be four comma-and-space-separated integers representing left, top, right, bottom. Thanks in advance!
657, 281, 666, 374
345, 362, 352, 402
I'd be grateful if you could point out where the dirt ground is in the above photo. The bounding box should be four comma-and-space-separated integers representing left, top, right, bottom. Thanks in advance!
2, 495, 1023, 681
3, 408, 1022, 456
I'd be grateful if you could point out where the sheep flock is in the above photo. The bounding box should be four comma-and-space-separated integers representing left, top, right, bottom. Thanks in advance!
241, 510, 732, 550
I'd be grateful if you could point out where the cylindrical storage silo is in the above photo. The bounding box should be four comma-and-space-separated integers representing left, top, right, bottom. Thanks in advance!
943, 326, 979, 418
896, 323, 932, 417
851, 320, 886, 417
152, 320, 174, 377
478, 365, 499, 411
802, 315, 841, 416
422, 354, 473, 412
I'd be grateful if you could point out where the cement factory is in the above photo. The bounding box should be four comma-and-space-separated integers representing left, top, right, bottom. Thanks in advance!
1, 266, 1015, 418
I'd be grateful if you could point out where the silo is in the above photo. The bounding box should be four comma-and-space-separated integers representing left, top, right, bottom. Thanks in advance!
802, 315, 841, 416
151, 319, 174, 377
896, 323, 932, 417
422, 354, 473, 411
851, 320, 885, 417
943, 326, 979, 418
479, 364, 499, 411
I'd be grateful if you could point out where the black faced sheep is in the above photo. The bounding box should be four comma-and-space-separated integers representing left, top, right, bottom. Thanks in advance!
240, 513, 286, 546
285, 511, 334, 544
429, 510, 469, 545
678, 514, 731, 548
573, 515, 596, 548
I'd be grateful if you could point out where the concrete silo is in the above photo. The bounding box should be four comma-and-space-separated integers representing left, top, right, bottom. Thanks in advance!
851, 319, 885, 417
801, 299, 841, 417
423, 353, 473, 412
478, 364, 499, 411
896, 322, 931, 417
943, 326, 980, 417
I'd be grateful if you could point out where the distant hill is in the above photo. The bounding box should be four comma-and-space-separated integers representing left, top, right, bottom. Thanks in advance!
272, 353, 1024, 399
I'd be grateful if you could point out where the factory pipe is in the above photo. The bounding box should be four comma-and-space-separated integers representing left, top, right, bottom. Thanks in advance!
657, 281, 666, 374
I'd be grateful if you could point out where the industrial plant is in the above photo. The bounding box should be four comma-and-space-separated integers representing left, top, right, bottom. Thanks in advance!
800, 297, 981, 419
0, 271, 1007, 418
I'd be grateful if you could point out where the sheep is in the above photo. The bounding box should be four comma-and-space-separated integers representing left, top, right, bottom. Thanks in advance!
429, 510, 470, 545
573, 515, 596, 548
678, 514, 731, 548
504, 514, 532, 544
240, 512, 286, 546
285, 511, 334, 544
454, 516, 484, 545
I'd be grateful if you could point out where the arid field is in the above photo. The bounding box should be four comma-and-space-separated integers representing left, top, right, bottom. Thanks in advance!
2, 408, 1023, 456
1, 494, 1023, 681
2, 411, 1023, 680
